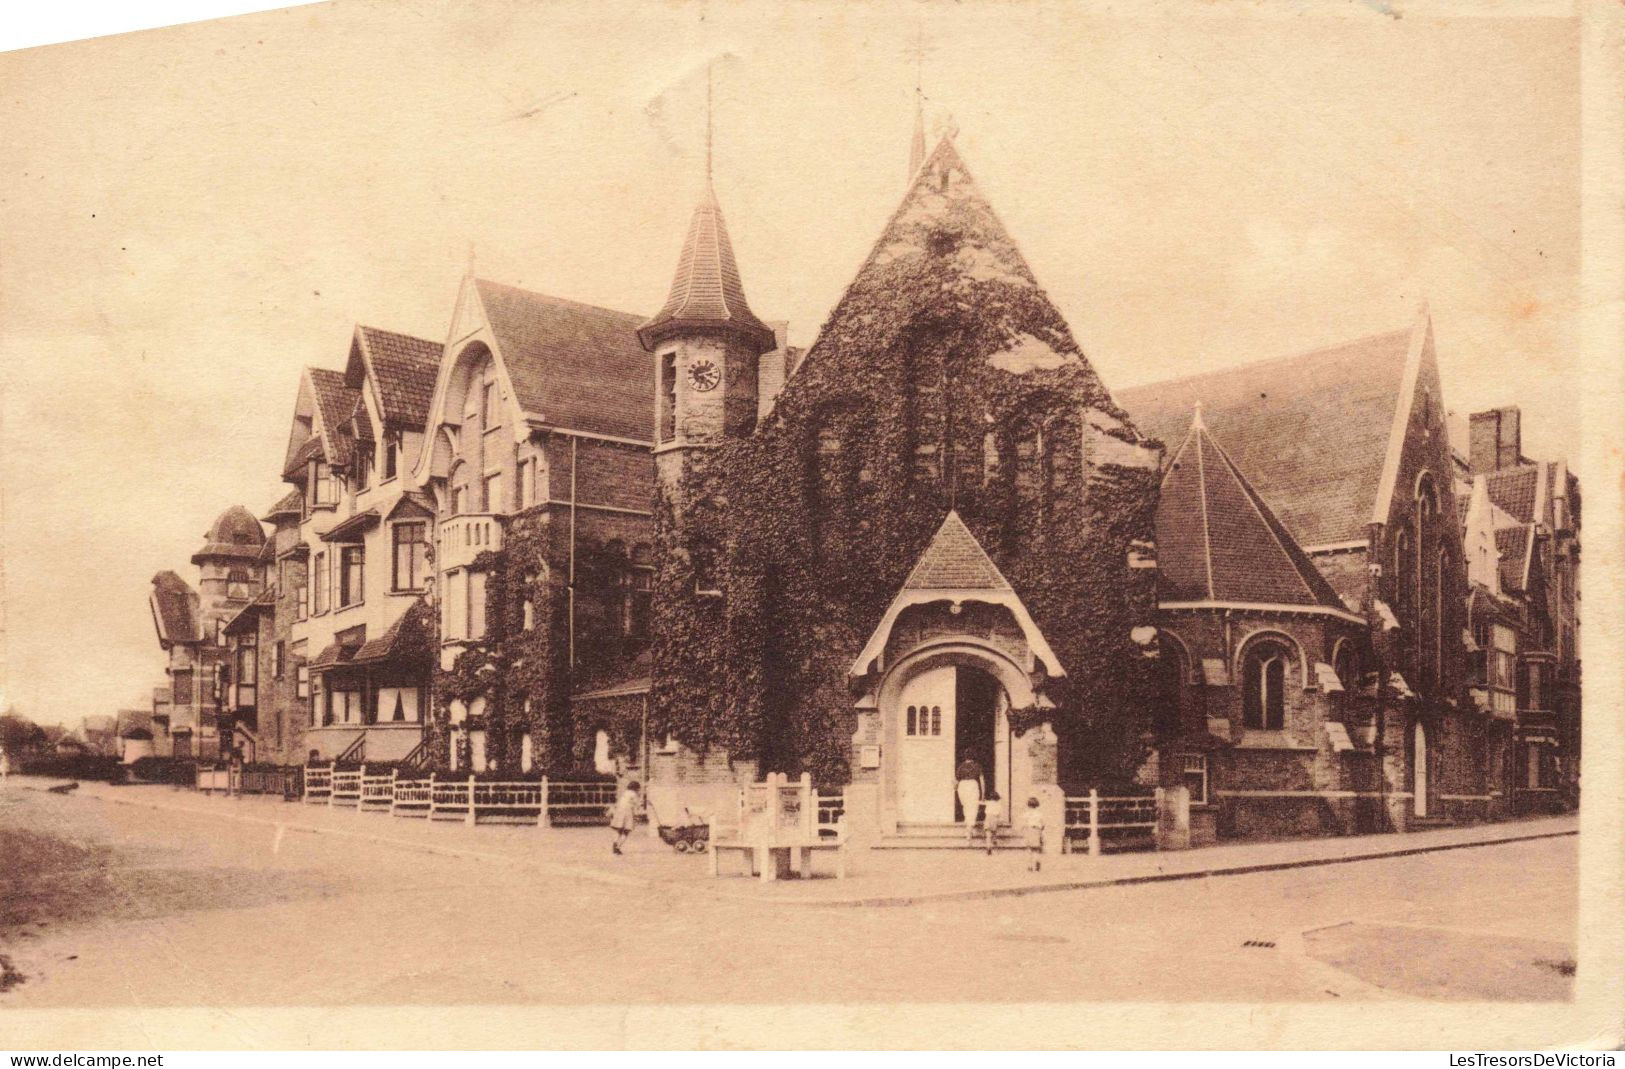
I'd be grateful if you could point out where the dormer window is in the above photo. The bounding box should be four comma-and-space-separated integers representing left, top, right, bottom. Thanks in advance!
309, 462, 337, 508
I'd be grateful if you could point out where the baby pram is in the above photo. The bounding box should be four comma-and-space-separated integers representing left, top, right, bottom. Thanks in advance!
650, 800, 710, 853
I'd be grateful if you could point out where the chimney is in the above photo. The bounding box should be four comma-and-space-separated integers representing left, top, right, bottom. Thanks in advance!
1469, 406, 1522, 474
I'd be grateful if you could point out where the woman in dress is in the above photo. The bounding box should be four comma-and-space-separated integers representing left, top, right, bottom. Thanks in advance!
954, 757, 983, 843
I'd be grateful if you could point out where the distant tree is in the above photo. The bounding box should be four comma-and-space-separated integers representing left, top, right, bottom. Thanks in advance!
0, 712, 48, 755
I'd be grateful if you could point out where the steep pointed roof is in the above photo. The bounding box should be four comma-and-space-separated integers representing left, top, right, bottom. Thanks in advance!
852, 511, 1064, 678
474, 280, 654, 442
149, 571, 200, 646
1156, 410, 1354, 617
903, 510, 1011, 591
1119, 326, 1416, 548
347, 325, 441, 430
638, 187, 775, 353
783, 136, 1123, 424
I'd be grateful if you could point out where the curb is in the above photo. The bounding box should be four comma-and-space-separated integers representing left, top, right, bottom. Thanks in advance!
42, 784, 1576, 909
734, 826, 1580, 908
57, 786, 658, 892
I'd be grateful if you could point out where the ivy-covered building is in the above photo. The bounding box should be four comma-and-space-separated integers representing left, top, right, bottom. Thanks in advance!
157, 117, 1579, 848
633, 136, 1165, 843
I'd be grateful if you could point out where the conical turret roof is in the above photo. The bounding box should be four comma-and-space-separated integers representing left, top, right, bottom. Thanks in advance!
1156, 408, 1350, 613
638, 188, 776, 354
192, 505, 266, 565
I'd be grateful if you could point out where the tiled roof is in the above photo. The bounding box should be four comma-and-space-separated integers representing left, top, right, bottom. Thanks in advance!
1155, 414, 1349, 610
1117, 327, 1414, 548
1497, 525, 1532, 592
903, 511, 1011, 591
475, 279, 654, 442
1486, 464, 1540, 524
354, 326, 441, 429
637, 189, 775, 353
350, 397, 373, 442
117, 709, 155, 738
263, 489, 303, 521
308, 367, 360, 467
354, 607, 431, 666
283, 434, 326, 479
150, 571, 200, 645
193, 505, 265, 564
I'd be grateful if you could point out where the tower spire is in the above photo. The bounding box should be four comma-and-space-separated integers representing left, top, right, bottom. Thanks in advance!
705, 59, 714, 190
907, 23, 927, 181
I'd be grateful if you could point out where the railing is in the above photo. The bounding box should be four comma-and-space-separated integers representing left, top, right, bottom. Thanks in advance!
330, 768, 363, 807
1064, 789, 1159, 855
817, 790, 845, 838
359, 768, 395, 813
544, 780, 617, 826
392, 774, 432, 817
438, 514, 505, 572
429, 775, 475, 822
399, 739, 429, 773
241, 766, 300, 798
303, 764, 333, 802
336, 734, 366, 764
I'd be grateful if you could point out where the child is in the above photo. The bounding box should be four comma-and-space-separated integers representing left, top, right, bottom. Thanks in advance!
980, 791, 1002, 855
1024, 796, 1045, 872
610, 780, 641, 856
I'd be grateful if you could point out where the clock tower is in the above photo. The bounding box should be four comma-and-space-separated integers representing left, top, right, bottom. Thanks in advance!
637, 184, 777, 510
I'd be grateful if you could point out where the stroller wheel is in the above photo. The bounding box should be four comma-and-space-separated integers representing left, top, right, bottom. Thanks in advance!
673, 839, 690, 853
692, 839, 707, 853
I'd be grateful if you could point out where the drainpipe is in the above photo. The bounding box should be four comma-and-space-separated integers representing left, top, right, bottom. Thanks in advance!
569, 436, 578, 670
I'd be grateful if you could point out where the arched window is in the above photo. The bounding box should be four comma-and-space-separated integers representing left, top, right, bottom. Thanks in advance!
593, 729, 615, 775
1416, 478, 1439, 687
1395, 528, 1412, 615
1333, 639, 1360, 691
1242, 640, 1292, 731
1153, 641, 1185, 735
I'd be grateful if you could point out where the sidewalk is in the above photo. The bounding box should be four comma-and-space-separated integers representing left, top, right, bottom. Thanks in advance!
38, 778, 1578, 907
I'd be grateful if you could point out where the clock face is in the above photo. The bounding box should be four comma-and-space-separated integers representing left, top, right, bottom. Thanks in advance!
687, 359, 721, 393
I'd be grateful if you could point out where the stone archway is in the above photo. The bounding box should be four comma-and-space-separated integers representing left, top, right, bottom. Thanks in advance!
874, 641, 1049, 832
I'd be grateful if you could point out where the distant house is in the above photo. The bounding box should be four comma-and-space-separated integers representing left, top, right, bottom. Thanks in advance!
81, 715, 117, 756
116, 709, 159, 763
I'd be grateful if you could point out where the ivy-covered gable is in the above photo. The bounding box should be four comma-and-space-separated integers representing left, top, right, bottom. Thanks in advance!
649, 136, 1162, 787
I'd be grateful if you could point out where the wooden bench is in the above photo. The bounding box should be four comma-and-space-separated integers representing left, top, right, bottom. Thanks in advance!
709, 820, 848, 881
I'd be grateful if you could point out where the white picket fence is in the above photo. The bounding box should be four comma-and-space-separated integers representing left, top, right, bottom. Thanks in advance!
1063, 789, 1160, 855
298, 763, 617, 828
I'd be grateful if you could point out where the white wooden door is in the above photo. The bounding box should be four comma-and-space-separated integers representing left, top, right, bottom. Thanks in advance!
1412, 722, 1428, 818
897, 666, 956, 823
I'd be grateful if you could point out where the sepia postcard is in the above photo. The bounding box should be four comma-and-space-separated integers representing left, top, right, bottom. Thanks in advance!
1, 0, 1622, 1052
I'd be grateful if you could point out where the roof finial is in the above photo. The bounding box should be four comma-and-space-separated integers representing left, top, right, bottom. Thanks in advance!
905, 21, 930, 180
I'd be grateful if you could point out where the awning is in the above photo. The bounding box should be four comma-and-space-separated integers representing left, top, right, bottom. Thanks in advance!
310, 627, 366, 669
351, 611, 428, 667
320, 508, 380, 543
277, 541, 311, 561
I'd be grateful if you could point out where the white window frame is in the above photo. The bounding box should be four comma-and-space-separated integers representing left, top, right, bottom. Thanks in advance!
1181, 753, 1209, 806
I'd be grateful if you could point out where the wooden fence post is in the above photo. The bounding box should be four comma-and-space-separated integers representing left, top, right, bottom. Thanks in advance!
327, 762, 337, 807
465, 774, 477, 826
1088, 788, 1102, 857
427, 771, 437, 819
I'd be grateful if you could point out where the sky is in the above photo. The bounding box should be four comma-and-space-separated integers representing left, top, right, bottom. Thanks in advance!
0, 1, 1581, 729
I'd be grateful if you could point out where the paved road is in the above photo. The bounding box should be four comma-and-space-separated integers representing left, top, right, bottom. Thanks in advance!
0, 784, 1576, 1010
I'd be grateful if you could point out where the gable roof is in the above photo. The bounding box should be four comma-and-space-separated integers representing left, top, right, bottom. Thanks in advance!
902, 510, 1011, 592
638, 187, 776, 353
1496, 525, 1534, 592
308, 367, 361, 469
473, 279, 654, 442
348, 325, 441, 431
1156, 411, 1352, 615
150, 571, 200, 646
1486, 464, 1542, 525
1117, 326, 1415, 548
852, 510, 1064, 678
